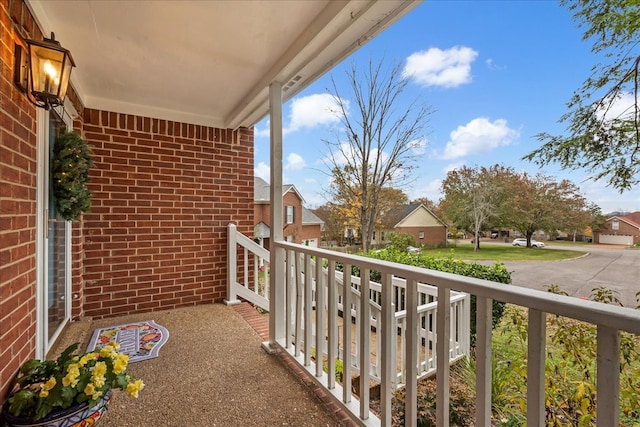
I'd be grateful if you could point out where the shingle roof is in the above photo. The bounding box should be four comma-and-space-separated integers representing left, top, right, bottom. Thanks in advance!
302, 207, 324, 225
254, 177, 304, 203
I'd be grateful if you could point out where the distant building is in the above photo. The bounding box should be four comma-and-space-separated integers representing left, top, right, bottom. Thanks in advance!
594, 212, 640, 245
254, 177, 324, 248
367, 203, 448, 247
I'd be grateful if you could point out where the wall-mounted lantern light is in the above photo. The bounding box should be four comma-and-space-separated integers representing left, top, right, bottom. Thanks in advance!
14, 32, 75, 110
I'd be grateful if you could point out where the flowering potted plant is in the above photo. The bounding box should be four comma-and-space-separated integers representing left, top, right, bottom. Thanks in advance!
2, 342, 144, 426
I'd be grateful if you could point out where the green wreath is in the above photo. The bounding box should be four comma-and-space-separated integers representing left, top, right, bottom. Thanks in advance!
51, 130, 94, 221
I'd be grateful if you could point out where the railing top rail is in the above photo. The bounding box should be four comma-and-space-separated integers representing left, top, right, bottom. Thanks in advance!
274, 240, 640, 335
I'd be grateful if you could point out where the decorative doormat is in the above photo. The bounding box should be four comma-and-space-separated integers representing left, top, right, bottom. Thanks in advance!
87, 320, 169, 363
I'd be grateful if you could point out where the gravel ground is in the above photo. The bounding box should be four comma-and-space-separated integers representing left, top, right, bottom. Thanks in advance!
51, 304, 343, 427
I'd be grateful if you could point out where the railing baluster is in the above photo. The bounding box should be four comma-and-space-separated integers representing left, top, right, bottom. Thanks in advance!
476, 296, 493, 426
436, 285, 451, 427
597, 325, 620, 427
294, 252, 303, 357
359, 267, 371, 420
380, 272, 393, 425
405, 277, 418, 426
243, 247, 249, 291
304, 254, 312, 366
342, 262, 352, 404
285, 249, 293, 349
526, 308, 546, 426
226, 223, 237, 303
327, 260, 337, 390
315, 255, 325, 378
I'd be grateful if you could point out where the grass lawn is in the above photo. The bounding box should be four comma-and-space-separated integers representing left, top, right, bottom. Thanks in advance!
420, 242, 585, 261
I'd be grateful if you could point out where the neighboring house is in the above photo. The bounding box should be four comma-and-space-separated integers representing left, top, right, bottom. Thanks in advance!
0, 0, 412, 400
387, 203, 448, 247
254, 177, 323, 248
594, 212, 640, 246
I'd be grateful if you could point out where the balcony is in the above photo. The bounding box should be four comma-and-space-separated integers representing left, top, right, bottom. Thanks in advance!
227, 224, 640, 426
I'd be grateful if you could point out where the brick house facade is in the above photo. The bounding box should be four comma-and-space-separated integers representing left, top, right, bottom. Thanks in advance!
593, 212, 640, 246
254, 177, 322, 248
392, 204, 448, 247
0, 0, 253, 399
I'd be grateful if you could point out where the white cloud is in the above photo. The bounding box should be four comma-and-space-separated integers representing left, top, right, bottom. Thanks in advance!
408, 179, 443, 202
443, 162, 465, 173
485, 58, 505, 70
403, 46, 478, 88
409, 137, 428, 155
255, 122, 270, 138
285, 152, 307, 171
254, 162, 270, 182
442, 118, 520, 159
285, 93, 344, 134
597, 92, 635, 122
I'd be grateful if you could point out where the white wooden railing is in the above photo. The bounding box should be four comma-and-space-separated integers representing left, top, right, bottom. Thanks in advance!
227, 223, 640, 426
226, 224, 469, 389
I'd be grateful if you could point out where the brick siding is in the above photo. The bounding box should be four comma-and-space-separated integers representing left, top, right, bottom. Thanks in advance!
395, 226, 447, 247
0, 0, 41, 399
80, 109, 254, 318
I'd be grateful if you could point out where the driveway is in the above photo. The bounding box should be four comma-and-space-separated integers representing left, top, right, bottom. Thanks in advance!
503, 244, 640, 308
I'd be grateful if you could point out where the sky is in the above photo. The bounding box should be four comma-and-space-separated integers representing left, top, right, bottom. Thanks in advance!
253, 1, 640, 215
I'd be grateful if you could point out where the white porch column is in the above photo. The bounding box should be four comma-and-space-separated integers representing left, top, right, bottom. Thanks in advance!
265, 81, 285, 351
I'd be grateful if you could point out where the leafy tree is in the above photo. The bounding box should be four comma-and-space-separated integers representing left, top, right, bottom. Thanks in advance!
323, 57, 432, 252
410, 197, 438, 212
525, 0, 640, 191
503, 173, 588, 247
313, 203, 345, 245
440, 165, 514, 251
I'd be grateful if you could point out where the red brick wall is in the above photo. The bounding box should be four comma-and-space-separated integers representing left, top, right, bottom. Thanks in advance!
254, 203, 269, 227
81, 109, 254, 318
595, 219, 640, 245
299, 224, 321, 245
283, 191, 302, 241
0, 0, 41, 399
395, 226, 447, 247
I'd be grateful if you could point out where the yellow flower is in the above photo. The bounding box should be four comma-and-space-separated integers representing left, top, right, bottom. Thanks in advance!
108, 340, 121, 351
62, 364, 80, 387
39, 377, 56, 397
92, 361, 107, 377
113, 353, 129, 375
126, 379, 145, 398
79, 353, 96, 367
84, 383, 103, 400
99, 345, 116, 359
91, 361, 107, 388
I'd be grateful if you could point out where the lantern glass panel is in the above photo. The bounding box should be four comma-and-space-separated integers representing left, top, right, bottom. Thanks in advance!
29, 44, 65, 97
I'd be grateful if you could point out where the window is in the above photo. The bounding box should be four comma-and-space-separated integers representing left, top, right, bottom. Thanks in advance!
285, 206, 295, 224
372, 231, 376, 240
612, 219, 619, 230
419, 231, 425, 239
381, 232, 385, 241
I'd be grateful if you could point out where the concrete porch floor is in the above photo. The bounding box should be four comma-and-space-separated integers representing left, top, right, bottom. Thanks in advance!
50, 303, 352, 427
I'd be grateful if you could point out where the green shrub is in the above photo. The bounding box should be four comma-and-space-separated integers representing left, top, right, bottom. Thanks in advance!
366, 247, 511, 344
386, 232, 416, 251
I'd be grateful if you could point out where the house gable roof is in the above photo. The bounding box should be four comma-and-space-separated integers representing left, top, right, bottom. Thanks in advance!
254, 177, 304, 204
393, 204, 447, 229
608, 212, 640, 230
302, 207, 324, 226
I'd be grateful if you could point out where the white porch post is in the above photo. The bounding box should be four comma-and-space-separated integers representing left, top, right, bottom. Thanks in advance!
265, 81, 285, 352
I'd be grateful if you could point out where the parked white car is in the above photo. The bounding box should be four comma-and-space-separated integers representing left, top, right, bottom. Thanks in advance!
512, 238, 545, 248
407, 245, 422, 254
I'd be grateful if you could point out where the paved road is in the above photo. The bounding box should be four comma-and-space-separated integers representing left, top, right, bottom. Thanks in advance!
502, 244, 640, 307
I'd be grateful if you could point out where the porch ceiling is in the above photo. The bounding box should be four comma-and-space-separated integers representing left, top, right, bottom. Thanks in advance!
27, 0, 419, 129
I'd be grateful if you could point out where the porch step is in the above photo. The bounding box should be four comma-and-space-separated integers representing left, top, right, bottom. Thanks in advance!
232, 302, 360, 427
